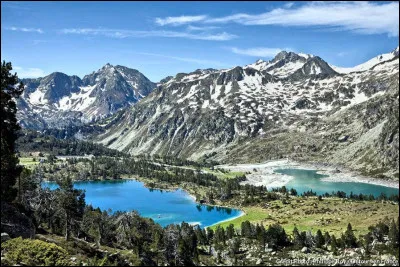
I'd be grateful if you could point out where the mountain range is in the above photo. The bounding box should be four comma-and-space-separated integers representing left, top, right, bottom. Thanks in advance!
17, 47, 399, 179
17, 64, 155, 129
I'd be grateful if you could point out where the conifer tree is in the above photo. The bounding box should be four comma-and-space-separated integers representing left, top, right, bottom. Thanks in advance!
226, 224, 235, 239
362, 232, 373, 256
315, 229, 325, 248
343, 223, 357, 248
56, 177, 85, 240
330, 235, 338, 255
1, 61, 24, 202
293, 227, 304, 248
324, 231, 331, 246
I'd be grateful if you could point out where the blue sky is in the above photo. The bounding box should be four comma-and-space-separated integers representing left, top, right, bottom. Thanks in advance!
1, 1, 399, 82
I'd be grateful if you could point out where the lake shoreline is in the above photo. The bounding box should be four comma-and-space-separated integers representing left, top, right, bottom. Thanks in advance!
131, 178, 247, 227
207, 210, 246, 228
43, 177, 246, 228
217, 159, 399, 190
118, 176, 247, 227
42, 159, 397, 230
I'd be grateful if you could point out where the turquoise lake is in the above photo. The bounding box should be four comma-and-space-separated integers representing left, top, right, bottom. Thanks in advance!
42, 169, 398, 228
274, 168, 399, 197
42, 179, 242, 228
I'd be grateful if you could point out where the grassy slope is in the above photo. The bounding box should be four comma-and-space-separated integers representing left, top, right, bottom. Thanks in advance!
19, 157, 40, 170
202, 168, 246, 179
209, 197, 399, 237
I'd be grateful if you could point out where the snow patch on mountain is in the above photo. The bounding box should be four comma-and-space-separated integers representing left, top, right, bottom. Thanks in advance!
268, 61, 305, 77
58, 84, 97, 111
331, 47, 399, 74
28, 88, 47, 105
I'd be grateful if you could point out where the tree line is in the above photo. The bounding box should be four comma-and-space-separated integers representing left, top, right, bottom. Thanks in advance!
17, 130, 127, 157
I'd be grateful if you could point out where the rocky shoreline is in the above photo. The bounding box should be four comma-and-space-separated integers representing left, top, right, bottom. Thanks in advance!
218, 159, 399, 189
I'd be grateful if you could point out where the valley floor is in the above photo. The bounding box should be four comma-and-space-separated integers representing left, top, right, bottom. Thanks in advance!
127, 168, 398, 237
8, 154, 400, 266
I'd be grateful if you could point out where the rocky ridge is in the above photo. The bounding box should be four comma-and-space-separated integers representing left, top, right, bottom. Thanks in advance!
17, 64, 155, 129
93, 47, 399, 179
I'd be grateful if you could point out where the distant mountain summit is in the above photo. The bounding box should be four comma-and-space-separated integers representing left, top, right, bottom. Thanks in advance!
245, 51, 319, 78
290, 56, 337, 79
17, 64, 156, 129
18, 47, 399, 135
22, 72, 82, 104
331, 46, 399, 74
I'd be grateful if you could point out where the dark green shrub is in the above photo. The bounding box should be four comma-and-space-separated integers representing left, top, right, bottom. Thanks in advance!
1, 237, 70, 266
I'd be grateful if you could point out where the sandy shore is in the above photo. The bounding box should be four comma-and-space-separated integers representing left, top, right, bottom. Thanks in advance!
207, 210, 246, 228
217, 159, 399, 189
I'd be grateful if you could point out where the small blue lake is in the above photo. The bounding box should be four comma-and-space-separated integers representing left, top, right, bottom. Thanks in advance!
274, 168, 399, 197
42, 179, 242, 228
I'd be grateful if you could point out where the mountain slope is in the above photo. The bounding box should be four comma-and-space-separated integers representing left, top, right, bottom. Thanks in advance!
93, 48, 399, 179
331, 46, 399, 74
17, 64, 156, 129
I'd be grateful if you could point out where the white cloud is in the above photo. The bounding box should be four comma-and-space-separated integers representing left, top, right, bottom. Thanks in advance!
135, 52, 226, 66
211, 2, 399, 36
157, 2, 399, 36
186, 25, 220, 31
13, 66, 46, 78
229, 47, 288, 57
155, 15, 208, 26
5, 26, 44, 34
61, 28, 236, 41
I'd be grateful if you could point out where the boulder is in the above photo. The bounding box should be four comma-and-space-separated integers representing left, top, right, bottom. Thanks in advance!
291, 97, 316, 110
1, 202, 35, 239
1, 232, 10, 243
301, 247, 309, 253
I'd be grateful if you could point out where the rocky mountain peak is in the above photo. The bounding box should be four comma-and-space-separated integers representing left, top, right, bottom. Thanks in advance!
271, 51, 304, 63
290, 56, 337, 79
258, 51, 308, 77
103, 63, 113, 69
200, 68, 218, 73
18, 64, 156, 129
115, 65, 139, 73
298, 52, 314, 59
23, 72, 83, 104
159, 76, 174, 84
272, 51, 289, 61
96, 63, 117, 76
